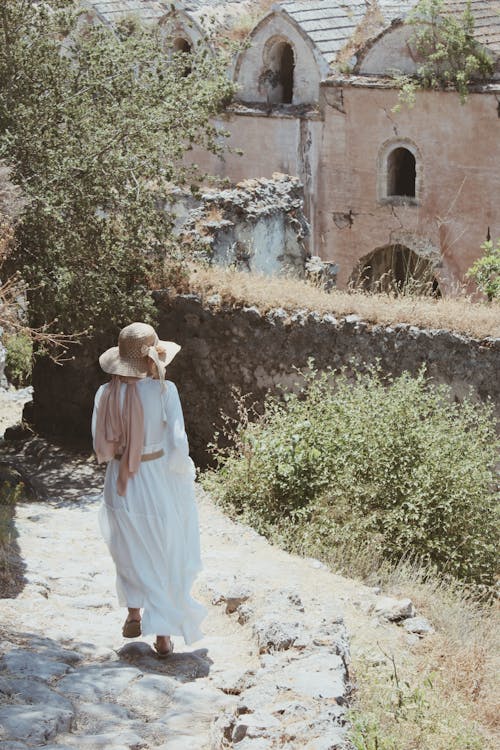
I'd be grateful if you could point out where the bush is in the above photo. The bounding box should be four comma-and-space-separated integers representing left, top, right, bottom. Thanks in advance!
204, 366, 499, 588
467, 239, 500, 301
4, 332, 32, 386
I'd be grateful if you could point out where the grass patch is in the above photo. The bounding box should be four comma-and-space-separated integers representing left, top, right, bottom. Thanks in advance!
185, 265, 500, 339
349, 560, 499, 749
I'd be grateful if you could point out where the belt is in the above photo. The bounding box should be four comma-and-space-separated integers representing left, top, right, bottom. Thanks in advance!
114, 449, 164, 462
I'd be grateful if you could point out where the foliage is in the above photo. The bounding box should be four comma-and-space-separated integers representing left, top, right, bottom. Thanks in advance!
0, 1, 234, 339
393, 0, 494, 109
204, 365, 499, 588
4, 332, 33, 387
466, 239, 500, 302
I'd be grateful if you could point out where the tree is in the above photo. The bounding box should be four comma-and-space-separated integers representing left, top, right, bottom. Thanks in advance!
394, 0, 494, 109
0, 0, 234, 340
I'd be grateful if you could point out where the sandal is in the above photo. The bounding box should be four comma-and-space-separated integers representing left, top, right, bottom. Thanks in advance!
154, 637, 174, 658
122, 618, 141, 638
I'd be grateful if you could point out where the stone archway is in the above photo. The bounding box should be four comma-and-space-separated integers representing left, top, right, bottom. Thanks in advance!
351, 244, 441, 296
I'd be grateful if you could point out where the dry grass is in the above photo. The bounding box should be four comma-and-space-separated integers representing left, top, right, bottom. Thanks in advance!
186, 265, 500, 339
348, 559, 499, 749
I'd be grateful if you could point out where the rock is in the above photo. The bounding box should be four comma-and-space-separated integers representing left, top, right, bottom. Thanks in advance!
117, 673, 177, 718
237, 603, 254, 625
276, 653, 346, 700
304, 727, 347, 749
373, 596, 416, 621
232, 711, 281, 742
230, 740, 273, 750
116, 641, 156, 662
0, 743, 30, 750
0, 676, 73, 712
402, 616, 434, 635
0, 705, 73, 744
224, 584, 252, 614
212, 668, 256, 695
55, 730, 144, 748
55, 665, 142, 701
253, 618, 305, 653
72, 701, 132, 731
1, 649, 73, 680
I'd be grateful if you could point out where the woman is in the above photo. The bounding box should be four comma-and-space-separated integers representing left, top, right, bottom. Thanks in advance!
91, 322, 206, 657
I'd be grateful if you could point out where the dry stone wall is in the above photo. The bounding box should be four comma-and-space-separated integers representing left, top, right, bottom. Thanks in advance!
27, 293, 500, 465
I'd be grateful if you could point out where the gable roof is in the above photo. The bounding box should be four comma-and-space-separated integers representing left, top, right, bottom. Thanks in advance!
442, 1, 500, 54
277, 1, 417, 65
86, 1, 500, 61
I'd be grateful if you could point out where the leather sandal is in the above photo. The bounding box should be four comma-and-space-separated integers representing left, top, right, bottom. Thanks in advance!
154, 638, 174, 658
122, 618, 141, 638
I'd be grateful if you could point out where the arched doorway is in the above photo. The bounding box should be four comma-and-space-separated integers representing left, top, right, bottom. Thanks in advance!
351, 244, 440, 296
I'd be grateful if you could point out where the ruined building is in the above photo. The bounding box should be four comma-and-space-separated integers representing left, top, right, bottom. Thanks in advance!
87, 1, 500, 292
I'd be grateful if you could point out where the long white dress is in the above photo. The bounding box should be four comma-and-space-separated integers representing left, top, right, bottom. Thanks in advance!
91, 377, 207, 644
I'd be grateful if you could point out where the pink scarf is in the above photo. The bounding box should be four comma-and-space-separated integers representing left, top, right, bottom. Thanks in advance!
94, 376, 144, 496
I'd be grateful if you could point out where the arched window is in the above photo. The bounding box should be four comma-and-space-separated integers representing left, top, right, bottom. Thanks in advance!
261, 39, 295, 105
278, 42, 294, 104
173, 37, 192, 54
172, 37, 192, 76
387, 147, 416, 198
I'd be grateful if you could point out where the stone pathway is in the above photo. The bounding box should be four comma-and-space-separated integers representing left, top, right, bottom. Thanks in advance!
0, 427, 425, 749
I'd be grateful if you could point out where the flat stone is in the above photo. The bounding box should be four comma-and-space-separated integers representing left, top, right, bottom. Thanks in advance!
373, 597, 415, 621
231, 740, 273, 750
117, 673, 177, 717
402, 616, 434, 635
253, 617, 305, 653
277, 653, 346, 700
304, 727, 347, 749
0, 676, 73, 712
56, 665, 142, 701
0, 705, 73, 744
73, 701, 132, 731
211, 668, 256, 695
156, 737, 211, 750
0, 743, 29, 750
233, 711, 281, 742
1, 649, 73, 679
55, 730, 144, 748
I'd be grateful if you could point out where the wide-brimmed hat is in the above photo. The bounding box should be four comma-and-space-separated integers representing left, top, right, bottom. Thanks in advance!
99, 322, 180, 379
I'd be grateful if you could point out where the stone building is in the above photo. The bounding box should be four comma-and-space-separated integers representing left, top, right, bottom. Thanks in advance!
87, 1, 500, 293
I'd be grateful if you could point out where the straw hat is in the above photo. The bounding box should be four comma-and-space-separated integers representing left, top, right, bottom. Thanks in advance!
99, 322, 180, 379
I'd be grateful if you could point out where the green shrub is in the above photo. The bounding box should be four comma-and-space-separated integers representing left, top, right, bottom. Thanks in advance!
466, 239, 500, 301
204, 366, 499, 588
4, 332, 32, 386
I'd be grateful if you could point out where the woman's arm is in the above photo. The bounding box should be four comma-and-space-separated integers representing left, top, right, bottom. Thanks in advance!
163, 382, 196, 478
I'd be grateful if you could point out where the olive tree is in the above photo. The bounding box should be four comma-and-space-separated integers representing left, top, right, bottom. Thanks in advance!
0, 0, 234, 339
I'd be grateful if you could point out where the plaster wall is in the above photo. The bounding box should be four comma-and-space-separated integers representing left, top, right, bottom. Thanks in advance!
358, 25, 418, 75
190, 112, 323, 247
318, 85, 500, 289
235, 13, 324, 105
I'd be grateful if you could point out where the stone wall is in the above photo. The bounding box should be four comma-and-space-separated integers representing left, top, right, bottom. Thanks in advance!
27, 294, 500, 466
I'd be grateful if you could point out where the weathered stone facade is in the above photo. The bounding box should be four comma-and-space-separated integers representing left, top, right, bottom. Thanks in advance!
27, 294, 500, 465
86, 0, 500, 292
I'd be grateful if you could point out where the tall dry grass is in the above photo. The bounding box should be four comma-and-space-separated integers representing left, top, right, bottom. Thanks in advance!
186, 265, 500, 339
384, 562, 499, 727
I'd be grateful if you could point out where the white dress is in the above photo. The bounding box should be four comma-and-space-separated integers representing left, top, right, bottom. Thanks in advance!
91, 377, 207, 644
